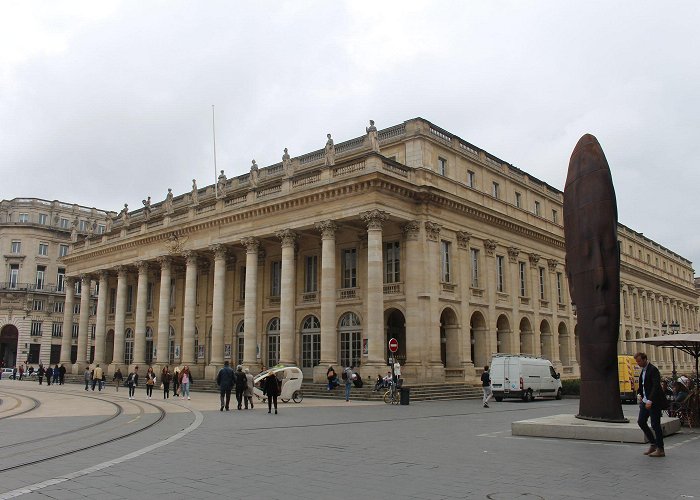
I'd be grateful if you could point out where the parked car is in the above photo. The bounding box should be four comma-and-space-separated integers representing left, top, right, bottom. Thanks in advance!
490, 354, 562, 402
2, 367, 16, 379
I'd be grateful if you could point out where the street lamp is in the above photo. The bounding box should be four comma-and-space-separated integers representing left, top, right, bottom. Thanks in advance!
661, 320, 680, 380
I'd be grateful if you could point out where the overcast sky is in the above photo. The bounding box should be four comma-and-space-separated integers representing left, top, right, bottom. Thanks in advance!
2, 1, 699, 269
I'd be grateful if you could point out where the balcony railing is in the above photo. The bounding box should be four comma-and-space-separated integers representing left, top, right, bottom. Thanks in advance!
383, 283, 403, 295
337, 288, 359, 300
301, 292, 318, 303
0, 282, 64, 293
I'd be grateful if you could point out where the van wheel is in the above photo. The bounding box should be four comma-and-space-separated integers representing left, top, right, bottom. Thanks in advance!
522, 389, 533, 402
555, 388, 562, 400
495, 396, 503, 402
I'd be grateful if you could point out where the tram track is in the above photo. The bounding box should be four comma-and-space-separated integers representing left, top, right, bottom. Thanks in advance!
0, 391, 167, 474
0, 392, 41, 421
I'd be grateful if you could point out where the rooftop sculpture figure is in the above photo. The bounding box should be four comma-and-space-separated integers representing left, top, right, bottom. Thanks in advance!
564, 134, 626, 423
324, 134, 335, 166
366, 119, 379, 152
191, 179, 199, 205
164, 188, 174, 214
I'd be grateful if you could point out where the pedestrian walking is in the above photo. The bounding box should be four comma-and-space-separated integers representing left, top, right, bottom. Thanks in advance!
59, 364, 66, 385
234, 365, 247, 409
92, 364, 104, 391
52, 364, 60, 384
172, 367, 180, 397
145, 366, 156, 399
45, 365, 53, 386
113, 368, 123, 391
244, 368, 254, 409
127, 366, 139, 399
481, 365, 493, 408
84, 367, 90, 390
179, 366, 192, 400
161, 366, 172, 399
37, 364, 45, 385
216, 361, 235, 411
262, 371, 280, 414
343, 365, 354, 402
635, 352, 669, 457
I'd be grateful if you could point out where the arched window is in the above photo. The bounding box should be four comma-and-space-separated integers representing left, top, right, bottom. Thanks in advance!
339, 312, 361, 368
168, 325, 175, 364
124, 328, 134, 365
267, 318, 280, 367
145, 327, 154, 364
236, 321, 244, 367
301, 315, 321, 371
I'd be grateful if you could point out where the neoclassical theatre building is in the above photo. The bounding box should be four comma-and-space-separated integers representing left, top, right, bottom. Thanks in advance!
52, 118, 698, 383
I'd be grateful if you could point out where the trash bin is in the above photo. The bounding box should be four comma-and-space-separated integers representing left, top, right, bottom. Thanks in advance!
400, 387, 410, 405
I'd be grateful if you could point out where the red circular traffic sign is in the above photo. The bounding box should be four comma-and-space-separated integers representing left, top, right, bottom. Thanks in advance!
388, 338, 399, 353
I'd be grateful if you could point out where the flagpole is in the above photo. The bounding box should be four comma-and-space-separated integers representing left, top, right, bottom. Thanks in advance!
212, 105, 218, 198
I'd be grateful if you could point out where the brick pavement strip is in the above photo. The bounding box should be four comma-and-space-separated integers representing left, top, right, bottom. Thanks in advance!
1, 381, 698, 499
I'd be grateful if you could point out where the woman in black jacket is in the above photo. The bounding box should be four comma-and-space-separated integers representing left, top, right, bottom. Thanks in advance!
263, 372, 280, 414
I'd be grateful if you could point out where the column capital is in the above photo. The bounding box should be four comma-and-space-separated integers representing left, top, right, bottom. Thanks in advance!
209, 244, 228, 260
65, 276, 76, 287
79, 273, 92, 283
183, 250, 199, 265
135, 260, 150, 274
547, 258, 559, 272
97, 270, 110, 281
424, 221, 441, 241
315, 220, 337, 239
156, 255, 172, 268
276, 229, 298, 248
241, 237, 260, 253
457, 231, 471, 249
528, 253, 541, 268
483, 239, 497, 257
115, 265, 129, 278
507, 246, 520, 263
402, 220, 420, 240
360, 209, 388, 230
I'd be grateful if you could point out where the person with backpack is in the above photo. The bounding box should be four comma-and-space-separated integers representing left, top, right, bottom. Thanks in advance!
343, 365, 354, 402
127, 366, 139, 400
113, 367, 123, 392
234, 365, 247, 410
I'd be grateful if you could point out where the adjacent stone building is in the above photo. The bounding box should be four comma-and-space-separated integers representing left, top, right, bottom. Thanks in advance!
12, 118, 697, 383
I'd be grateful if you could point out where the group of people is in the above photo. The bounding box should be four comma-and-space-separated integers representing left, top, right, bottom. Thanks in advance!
215, 362, 258, 411
78, 364, 194, 400
1, 363, 68, 384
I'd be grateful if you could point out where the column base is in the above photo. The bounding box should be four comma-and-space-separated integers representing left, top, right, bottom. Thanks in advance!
205, 364, 222, 381
71, 362, 89, 375
313, 364, 334, 383
358, 360, 391, 381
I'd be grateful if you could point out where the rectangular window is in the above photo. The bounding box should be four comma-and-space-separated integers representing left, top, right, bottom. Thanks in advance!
552, 209, 558, 224
384, 241, 401, 284
54, 301, 64, 313
79, 220, 88, 232
557, 272, 563, 304
147, 282, 154, 311
519, 262, 527, 297
97, 224, 106, 234
126, 285, 133, 313
438, 157, 447, 176
90, 324, 96, 340
496, 255, 505, 292
470, 249, 480, 288
109, 288, 116, 314
73, 303, 80, 314
342, 248, 357, 288
38, 242, 49, 256
57, 268, 65, 292
9, 264, 19, 288
170, 278, 177, 309
72, 323, 79, 338
39, 213, 48, 225
441, 241, 451, 283
60, 218, 70, 229
239, 266, 246, 300
31, 321, 42, 336
19, 213, 29, 223
304, 255, 318, 293
270, 261, 281, 297
633, 293, 638, 318
492, 182, 500, 199
340, 331, 361, 368
11, 240, 21, 253
75, 280, 81, 295
33, 299, 44, 311
36, 265, 46, 290
534, 201, 541, 216
59, 244, 69, 257
52, 322, 63, 337
467, 170, 475, 188
539, 267, 546, 300
515, 192, 522, 208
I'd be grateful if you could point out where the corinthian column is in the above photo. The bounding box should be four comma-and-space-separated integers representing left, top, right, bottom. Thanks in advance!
362, 210, 387, 372
182, 251, 198, 365
277, 229, 297, 366
94, 271, 109, 366
60, 277, 76, 365
241, 238, 259, 368
314, 220, 337, 382
156, 257, 172, 369
74, 274, 91, 372
111, 266, 128, 371
133, 261, 149, 366
206, 245, 227, 378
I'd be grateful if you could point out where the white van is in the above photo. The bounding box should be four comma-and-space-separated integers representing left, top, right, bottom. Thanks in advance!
489, 354, 562, 402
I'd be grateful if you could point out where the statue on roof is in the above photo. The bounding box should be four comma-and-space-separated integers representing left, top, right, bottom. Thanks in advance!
164, 188, 174, 215
250, 159, 259, 188
217, 170, 228, 197
324, 134, 335, 166
119, 204, 129, 222
282, 147, 292, 177
366, 119, 379, 152
142, 196, 152, 220
191, 179, 199, 205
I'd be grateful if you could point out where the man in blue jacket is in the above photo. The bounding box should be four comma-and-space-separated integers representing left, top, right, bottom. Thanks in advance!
635, 352, 669, 457
216, 361, 235, 411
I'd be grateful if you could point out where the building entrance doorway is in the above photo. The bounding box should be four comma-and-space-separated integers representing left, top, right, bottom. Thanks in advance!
385, 309, 406, 365
0, 325, 18, 368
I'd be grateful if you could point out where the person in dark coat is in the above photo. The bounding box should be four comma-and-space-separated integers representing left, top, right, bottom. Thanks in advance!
262, 371, 280, 414
37, 364, 45, 385
635, 352, 670, 457
216, 361, 235, 411
234, 365, 247, 410
59, 364, 66, 385
45, 365, 53, 386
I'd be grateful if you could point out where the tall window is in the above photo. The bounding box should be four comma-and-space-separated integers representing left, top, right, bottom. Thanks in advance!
301, 316, 321, 369
33, 299, 44, 311
534, 201, 541, 216
57, 267, 65, 292
97, 224, 106, 234
492, 182, 500, 199
538, 267, 546, 300
39, 242, 49, 256
496, 255, 505, 292
109, 288, 116, 314
59, 244, 69, 257
270, 261, 281, 297
267, 318, 280, 367
633, 293, 639, 318
31, 321, 42, 336
515, 192, 522, 208
146, 282, 154, 311
60, 218, 69, 229
438, 157, 447, 176
552, 209, 558, 224
72, 323, 79, 338
52, 322, 63, 337
36, 265, 46, 290
304, 255, 318, 293
236, 322, 244, 367
9, 264, 19, 288
11, 240, 21, 253
441, 241, 451, 282
519, 262, 527, 297
339, 312, 361, 368
124, 328, 134, 365
342, 248, 357, 288
556, 272, 563, 304
19, 213, 29, 223
467, 170, 475, 188
79, 220, 88, 232
384, 241, 400, 284
54, 301, 64, 313
623, 290, 628, 315
170, 278, 176, 309
470, 249, 480, 288
126, 285, 133, 313
239, 266, 246, 299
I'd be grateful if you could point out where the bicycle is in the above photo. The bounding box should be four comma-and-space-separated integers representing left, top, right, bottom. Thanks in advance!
383, 381, 399, 405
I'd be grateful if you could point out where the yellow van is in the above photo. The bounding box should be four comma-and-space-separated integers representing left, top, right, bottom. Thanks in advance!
618, 355, 641, 403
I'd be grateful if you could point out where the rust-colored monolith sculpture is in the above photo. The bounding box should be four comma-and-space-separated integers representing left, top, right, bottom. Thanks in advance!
564, 134, 627, 422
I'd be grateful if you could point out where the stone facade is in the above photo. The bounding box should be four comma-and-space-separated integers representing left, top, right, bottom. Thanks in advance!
48, 118, 699, 383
